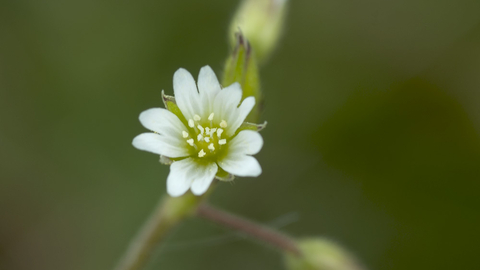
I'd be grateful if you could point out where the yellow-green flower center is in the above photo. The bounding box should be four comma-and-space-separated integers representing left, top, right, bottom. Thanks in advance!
183, 112, 228, 160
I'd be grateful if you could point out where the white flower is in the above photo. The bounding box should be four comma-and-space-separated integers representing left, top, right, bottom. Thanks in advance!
133, 66, 264, 197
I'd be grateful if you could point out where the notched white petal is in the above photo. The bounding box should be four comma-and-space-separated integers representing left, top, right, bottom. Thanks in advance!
139, 108, 187, 137
132, 133, 190, 158
167, 158, 196, 197
213, 83, 242, 132
198, 65, 221, 115
228, 130, 263, 155
173, 68, 202, 120
167, 158, 218, 197
190, 161, 218, 195
228, 96, 256, 136
218, 155, 262, 177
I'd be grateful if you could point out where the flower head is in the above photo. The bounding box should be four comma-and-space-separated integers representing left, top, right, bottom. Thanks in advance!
133, 66, 264, 197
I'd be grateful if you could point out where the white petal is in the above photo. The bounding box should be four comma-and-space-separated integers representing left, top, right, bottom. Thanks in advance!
228, 130, 264, 155
227, 97, 255, 136
190, 162, 218, 195
213, 82, 242, 133
198, 66, 221, 114
173, 68, 202, 120
132, 133, 190, 158
139, 108, 187, 137
167, 158, 217, 197
167, 158, 195, 197
218, 155, 262, 177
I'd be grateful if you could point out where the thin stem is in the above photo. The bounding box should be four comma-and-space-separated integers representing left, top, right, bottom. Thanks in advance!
196, 203, 301, 256
114, 193, 205, 270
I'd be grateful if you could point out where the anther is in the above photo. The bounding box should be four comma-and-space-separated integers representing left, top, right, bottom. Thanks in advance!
204, 137, 210, 143
186, 139, 194, 146
219, 139, 227, 145
194, 114, 201, 121
197, 125, 204, 135
188, 119, 194, 128
208, 113, 214, 121
205, 127, 210, 135
198, 149, 206, 157
220, 120, 227, 128
182, 131, 189, 138
208, 143, 215, 151
217, 128, 224, 138
197, 134, 203, 142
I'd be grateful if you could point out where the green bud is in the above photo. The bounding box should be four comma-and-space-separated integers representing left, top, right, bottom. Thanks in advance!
223, 32, 261, 122
229, 0, 288, 63
285, 238, 365, 270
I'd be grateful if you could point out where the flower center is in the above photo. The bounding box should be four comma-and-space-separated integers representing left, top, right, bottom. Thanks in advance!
182, 112, 228, 159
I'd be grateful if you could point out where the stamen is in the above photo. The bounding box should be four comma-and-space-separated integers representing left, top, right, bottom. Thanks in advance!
219, 139, 227, 145
217, 128, 224, 138
220, 120, 227, 128
186, 139, 194, 146
208, 143, 215, 151
194, 114, 201, 121
197, 134, 203, 142
205, 127, 210, 136
208, 112, 214, 121
204, 137, 210, 143
197, 125, 205, 135
182, 131, 189, 138
188, 119, 194, 128
198, 149, 206, 157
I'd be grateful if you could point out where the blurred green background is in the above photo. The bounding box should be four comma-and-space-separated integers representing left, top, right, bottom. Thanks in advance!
1, 0, 480, 269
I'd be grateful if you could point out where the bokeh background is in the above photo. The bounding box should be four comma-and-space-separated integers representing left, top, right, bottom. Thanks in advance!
1, 0, 480, 269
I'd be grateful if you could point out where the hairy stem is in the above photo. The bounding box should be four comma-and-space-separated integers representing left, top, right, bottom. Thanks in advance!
196, 203, 301, 256
114, 193, 205, 270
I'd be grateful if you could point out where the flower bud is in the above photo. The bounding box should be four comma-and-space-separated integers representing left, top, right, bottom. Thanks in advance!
284, 238, 366, 270
223, 32, 261, 122
229, 0, 288, 63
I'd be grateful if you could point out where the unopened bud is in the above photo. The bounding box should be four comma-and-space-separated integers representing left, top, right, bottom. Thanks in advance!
284, 238, 366, 270
229, 0, 288, 63
223, 32, 261, 122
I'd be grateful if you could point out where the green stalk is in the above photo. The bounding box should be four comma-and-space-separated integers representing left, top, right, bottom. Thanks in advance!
114, 192, 207, 270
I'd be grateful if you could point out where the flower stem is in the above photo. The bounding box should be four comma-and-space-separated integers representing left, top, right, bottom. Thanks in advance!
114, 193, 205, 270
196, 203, 301, 256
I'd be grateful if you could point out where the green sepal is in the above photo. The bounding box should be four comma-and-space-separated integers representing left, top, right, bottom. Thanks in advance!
215, 167, 235, 182
159, 155, 173, 165
161, 90, 189, 128
239, 121, 267, 132
223, 32, 261, 123
161, 90, 176, 107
